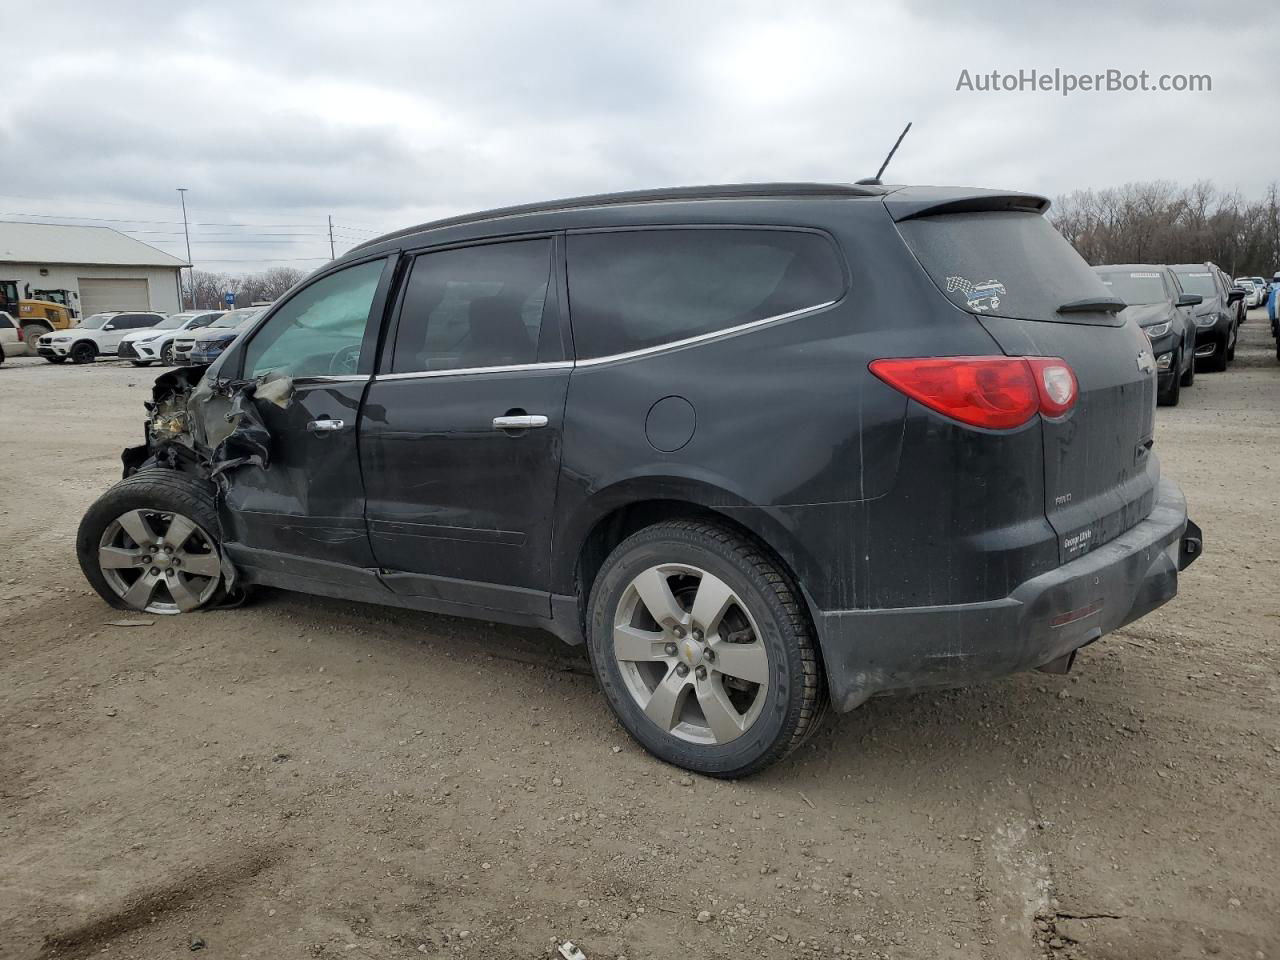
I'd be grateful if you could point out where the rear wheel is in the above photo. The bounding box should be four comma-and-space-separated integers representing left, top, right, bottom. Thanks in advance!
70, 341, 96, 364
77, 470, 226, 615
21, 322, 50, 355
586, 520, 826, 778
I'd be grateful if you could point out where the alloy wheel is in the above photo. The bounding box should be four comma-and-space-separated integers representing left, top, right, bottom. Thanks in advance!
98, 508, 222, 614
613, 563, 770, 745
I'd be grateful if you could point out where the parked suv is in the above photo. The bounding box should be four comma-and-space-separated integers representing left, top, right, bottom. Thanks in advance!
118, 311, 224, 366
76, 183, 1201, 777
38, 311, 166, 364
1094, 264, 1200, 405
1169, 264, 1242, 371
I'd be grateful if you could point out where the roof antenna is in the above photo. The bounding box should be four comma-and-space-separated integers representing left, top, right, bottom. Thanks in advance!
857, 122, 912, 185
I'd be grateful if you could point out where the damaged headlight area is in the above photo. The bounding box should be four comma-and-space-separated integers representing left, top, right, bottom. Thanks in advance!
122, 365, 295, 483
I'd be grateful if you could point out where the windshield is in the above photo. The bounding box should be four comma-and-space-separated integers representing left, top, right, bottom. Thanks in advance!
1094, 270, 1169, 305
153, 313, 195, 330
76, 313, 113, 329
207, 308, 259, 328
1173, 270, 1218, 298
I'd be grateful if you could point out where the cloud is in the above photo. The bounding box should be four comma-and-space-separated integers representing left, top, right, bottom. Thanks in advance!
2, 0, 1275, 271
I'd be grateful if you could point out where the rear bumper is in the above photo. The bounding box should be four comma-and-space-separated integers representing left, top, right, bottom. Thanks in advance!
815, 476, 1199, 712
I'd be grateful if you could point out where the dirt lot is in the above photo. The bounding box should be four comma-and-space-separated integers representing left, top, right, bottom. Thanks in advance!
2, 314, 1277, 960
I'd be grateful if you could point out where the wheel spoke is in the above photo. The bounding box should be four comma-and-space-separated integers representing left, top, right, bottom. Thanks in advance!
614, 623, 668, 662
121, 572, 159, 609
631, 567, 685, 627
166, 574, 203, 612
711, 639, 769, 685
99, 545, 146, 570
642, 668, 691, 732
117, 510, 157, 547
689, 571, 736, 634
696, 678, 747, 744
178, 551, 221, 578
164, 514, 197, 549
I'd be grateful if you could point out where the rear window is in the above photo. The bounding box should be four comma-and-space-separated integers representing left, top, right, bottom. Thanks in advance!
898, 211, 1115, 323
567, 228, 844, 359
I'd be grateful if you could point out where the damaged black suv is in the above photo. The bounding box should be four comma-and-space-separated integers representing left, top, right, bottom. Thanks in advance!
78, 183, 1202, 777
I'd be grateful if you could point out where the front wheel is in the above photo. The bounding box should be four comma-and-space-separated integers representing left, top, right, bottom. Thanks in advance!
1157, 359, 1181, 406
77, 470, 227, 615
586, 520, 826, 778
160, 343, 175, 365
1180, 349, 1195, 387
70, 341, 96, 364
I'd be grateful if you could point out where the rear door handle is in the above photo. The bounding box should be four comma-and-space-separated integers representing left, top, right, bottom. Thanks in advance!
492, 415, 548, 430
307, 418, 346, 434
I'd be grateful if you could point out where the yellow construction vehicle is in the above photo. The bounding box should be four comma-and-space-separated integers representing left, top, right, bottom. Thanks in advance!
0, 279, 74, 352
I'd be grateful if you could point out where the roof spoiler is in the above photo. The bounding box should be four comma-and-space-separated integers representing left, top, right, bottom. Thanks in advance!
881, 186, 1051, 222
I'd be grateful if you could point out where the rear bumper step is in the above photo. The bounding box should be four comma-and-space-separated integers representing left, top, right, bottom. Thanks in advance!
815, 476, 1197, 711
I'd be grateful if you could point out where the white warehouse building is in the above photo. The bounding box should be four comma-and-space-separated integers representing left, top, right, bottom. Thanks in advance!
0, 221, 186, 316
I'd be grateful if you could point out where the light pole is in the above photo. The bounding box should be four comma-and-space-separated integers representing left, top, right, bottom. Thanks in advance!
177, 188, 193, 309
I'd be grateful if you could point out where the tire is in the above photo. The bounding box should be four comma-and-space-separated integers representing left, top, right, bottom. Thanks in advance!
70, 341, 97, 365
586, 519, 827, 778
77, 469, 227, 616
1180, 348, 1195, 387
1157, 360, 1181, 407
22, 323, 50, 355
160, 343, 174, 365
45, 356, 66, 364
1226, 324, 1237, 362
130, 360, 154, 367
1209, 334, 1229, 372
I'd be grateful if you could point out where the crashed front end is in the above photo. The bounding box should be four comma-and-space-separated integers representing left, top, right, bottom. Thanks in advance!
121, 365, 296, 598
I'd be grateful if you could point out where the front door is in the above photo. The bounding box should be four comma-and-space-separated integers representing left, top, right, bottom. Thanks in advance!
217, 256, 393, 586
359, 237, 569, 616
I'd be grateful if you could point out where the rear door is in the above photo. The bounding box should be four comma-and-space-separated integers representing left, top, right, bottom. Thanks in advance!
101, 313, 157, 352
895, 209, 1158, 562
359, 236, 570, 616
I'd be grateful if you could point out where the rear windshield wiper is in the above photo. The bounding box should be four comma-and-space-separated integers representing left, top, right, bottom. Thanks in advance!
1057, 297, 1126, 314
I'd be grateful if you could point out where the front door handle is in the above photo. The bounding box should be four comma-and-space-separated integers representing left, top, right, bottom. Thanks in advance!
307, 418, 346, 434
492, 415, 548, 430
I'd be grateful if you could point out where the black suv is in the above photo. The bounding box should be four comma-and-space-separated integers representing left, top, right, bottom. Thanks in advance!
1093, 264, 1201, 405
77, 183, 1202, 777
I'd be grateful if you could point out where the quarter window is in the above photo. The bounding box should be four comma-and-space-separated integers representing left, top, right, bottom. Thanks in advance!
566, 229, 844, 359
242, 260, 384, 378
391, 239, 554, 373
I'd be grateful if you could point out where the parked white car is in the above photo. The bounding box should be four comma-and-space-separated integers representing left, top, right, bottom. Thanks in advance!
117, 310, 225, 366
37, 311, 166, 364
0, 311, 21, 363
1234, 278, 1264, 308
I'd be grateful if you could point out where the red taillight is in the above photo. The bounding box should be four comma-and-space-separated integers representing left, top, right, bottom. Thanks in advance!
15, 326, 24, 342
869, 356, 1077, 430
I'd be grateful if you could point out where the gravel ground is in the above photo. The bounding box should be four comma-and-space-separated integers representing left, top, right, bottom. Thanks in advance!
1, 312, 1277, 960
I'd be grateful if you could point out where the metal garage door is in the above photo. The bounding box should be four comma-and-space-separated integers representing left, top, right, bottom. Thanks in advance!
78, 278, 150, 315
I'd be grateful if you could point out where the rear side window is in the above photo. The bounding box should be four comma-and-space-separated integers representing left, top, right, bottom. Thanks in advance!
566, 228, 844, 359
113, 313, 157, 329
898, 211, 1114, 323
391, 239, 554, 373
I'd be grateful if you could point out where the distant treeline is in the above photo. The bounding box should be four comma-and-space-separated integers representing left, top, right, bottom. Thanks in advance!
181, 266, 308, 311
1052, 180, 1280, 276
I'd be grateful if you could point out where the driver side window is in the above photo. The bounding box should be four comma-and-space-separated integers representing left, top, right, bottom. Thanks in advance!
242, 260, 384, 378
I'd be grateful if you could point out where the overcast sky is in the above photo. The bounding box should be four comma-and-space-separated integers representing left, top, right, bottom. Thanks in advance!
2, 0, 1274, 273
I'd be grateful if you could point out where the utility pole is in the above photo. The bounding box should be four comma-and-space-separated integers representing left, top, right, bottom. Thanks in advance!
328, 215, 336, 259
177, 188, 193, 309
